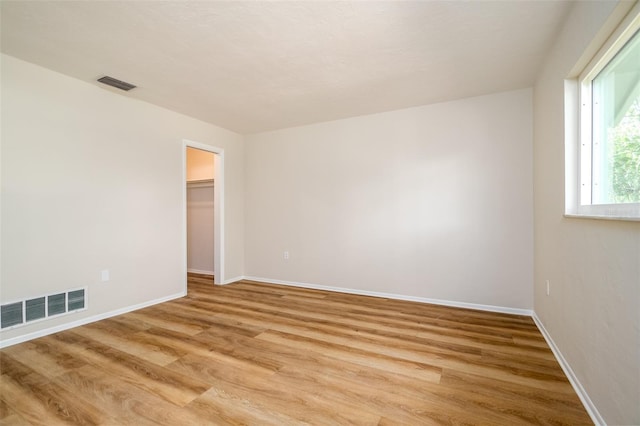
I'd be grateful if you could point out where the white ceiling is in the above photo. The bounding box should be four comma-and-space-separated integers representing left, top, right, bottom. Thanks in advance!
1, 1, 572, 134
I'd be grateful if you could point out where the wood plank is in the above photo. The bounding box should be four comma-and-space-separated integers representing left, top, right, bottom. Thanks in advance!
1, 375, 70, 426
1, 356, 109, 425
54, 365, 207, 426
169, 353, 381, 425
1, 340, 86, 381
71, 323, 181, 367
48, 331, 210, 407
184, 386, 307, 426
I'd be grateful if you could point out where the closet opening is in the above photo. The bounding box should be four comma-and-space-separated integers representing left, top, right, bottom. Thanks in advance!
183, 141, 224, 288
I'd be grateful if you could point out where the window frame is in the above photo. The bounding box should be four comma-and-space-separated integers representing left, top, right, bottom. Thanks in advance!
565, 3, 640, 221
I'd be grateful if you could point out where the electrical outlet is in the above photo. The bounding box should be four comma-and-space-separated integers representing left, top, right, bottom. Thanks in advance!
546, 279, 550, 296
101, 269, 110, 282
283, 251, 289, 260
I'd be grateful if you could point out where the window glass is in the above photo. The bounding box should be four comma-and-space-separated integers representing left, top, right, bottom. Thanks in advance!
591, 29, 640, 204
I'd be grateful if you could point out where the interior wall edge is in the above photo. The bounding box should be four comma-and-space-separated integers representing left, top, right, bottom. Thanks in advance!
220, 276, 246, 285
242, 275, 533, 316
531, 312, 605, 426
187, 269, 215, 276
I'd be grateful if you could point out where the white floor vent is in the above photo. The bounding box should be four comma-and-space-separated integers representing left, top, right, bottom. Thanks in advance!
1, 288, 87, 330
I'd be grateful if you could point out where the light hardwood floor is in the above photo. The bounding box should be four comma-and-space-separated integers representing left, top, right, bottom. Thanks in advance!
0, 275, 592, 425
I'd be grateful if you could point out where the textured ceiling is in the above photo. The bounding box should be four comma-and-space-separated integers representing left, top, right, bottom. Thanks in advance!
1, 1, 572, 134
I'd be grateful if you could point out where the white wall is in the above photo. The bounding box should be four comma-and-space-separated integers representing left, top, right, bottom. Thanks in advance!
245, 88, 533, 310
0, 54, 244, 344
533, 2, 640, 424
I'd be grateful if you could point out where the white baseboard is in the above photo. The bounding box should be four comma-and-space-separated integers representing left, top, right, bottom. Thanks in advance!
532, 313, 604, 426
0, 291, 186, 349
187, 268, 215, 276
242, 275, 533, 316
221, 275, 245, 285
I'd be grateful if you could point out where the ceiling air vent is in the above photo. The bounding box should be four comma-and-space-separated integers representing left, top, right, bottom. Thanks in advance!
97, 76, 136, 91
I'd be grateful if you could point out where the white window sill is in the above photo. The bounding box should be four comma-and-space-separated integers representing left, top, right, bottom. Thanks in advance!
565, 204, 640, 222
564, 214, 640, 222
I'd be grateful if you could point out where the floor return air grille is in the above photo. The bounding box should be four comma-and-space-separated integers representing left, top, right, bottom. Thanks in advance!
1, 288, 87, 329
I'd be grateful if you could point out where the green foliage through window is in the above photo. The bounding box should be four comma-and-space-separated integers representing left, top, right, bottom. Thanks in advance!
609, 98, 640, 203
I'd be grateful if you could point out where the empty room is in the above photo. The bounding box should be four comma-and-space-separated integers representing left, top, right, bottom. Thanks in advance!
1, 1, 639, 425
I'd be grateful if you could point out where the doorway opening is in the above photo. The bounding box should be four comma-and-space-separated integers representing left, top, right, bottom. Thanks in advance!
183, 140, 224, 289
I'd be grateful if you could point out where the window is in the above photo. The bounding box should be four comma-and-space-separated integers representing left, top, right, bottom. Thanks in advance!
567, 5, 640, 220
583, 27, 640, 206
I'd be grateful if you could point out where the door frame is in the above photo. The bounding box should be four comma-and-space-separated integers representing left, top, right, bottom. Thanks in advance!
183, 140, 224, 286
